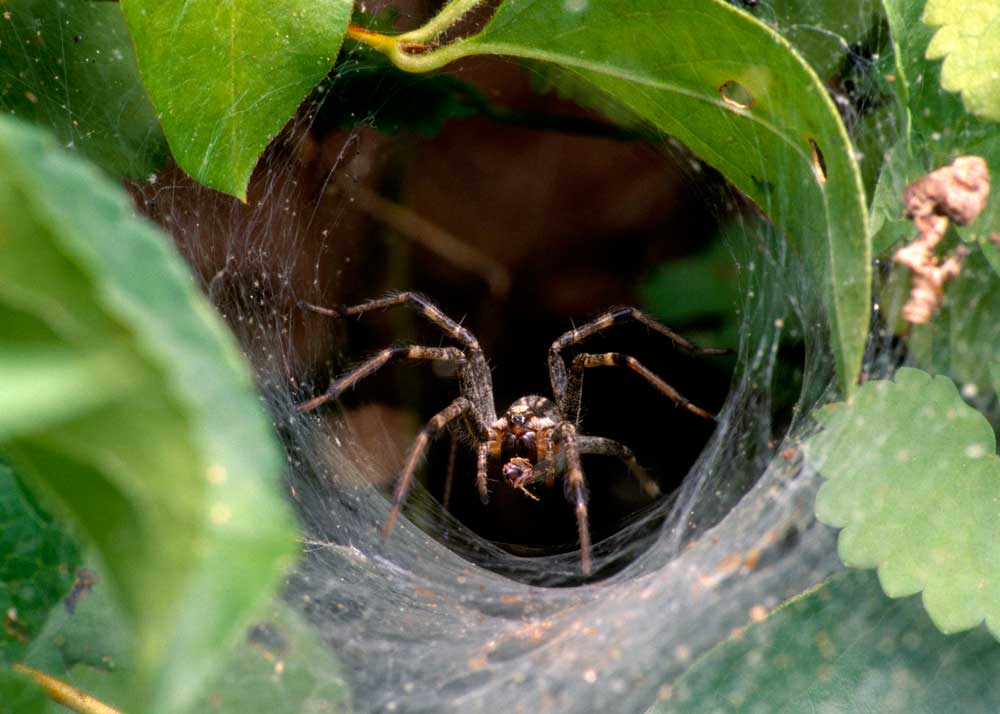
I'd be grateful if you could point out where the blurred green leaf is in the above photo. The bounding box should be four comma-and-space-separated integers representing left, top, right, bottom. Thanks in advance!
0, 667, 47, 714
641, 234, 740, 348
804, 367, 1000, 637
27, 589, 348, 714
767, 0, 882, 81
655, 569, 1000, 713
869, 138, 924, 254
450, 0, 870, 399
923, 0, 1000, 122
0, 0, 166, 180
120, 0, 352, 200
192, 603, 349, 714
0, 463, 79, 664
889, 248, 1000, 405
25, 567, 129, 676
0, 116, 296, 713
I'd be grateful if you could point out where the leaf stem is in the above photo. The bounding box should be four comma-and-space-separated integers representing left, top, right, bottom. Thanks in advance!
395, 0, 487, 44
346, 0, 493, 73
12, 664, 123, 714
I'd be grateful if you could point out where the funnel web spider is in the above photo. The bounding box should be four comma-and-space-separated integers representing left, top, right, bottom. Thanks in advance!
299, 293, 727, 575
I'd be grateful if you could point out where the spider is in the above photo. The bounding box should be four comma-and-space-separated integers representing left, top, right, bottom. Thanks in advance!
298, 293, 727, 575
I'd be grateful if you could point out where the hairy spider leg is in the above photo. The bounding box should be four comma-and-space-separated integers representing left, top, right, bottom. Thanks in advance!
297, 345, 466, 413
575, 435, 660, 498
442, 435, 459, 510
385, 397, 474, 538
476, 442, 490, 504
547, 306, 728, 421
567, 352, 717, 422
555, 422, 592, 576
303, 292, 496, 431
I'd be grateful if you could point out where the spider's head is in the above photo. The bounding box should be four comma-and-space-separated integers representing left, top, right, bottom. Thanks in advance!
492, 396, 558, 495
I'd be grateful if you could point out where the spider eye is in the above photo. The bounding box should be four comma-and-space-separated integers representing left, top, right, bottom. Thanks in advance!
517, 432, 538, 463
500, 433, 517, 464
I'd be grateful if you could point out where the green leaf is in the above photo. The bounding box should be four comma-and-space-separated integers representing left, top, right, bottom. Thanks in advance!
438, 0, 870, 398
923, 0, 1000, 122
804, 367, 1000, 637
0, 0, 167, 180
886, 247, 1000, 404
0, 463, 80, 664
0, 116, 296, 713
655, 569, 1000, 713
869, 138, 924, 254
0, 667, 47, 714
27, 590, 348, 714
120, 0, 353, 200
192, 602, 349, 714
25, 566, 129, 676
0, 343, 140, 440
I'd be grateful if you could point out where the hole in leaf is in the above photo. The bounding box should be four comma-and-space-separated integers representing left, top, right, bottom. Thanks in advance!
718, 80, 754, 110
808, 138, 827, 185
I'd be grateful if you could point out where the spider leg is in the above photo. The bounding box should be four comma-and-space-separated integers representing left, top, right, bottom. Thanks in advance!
565, 352, 717, 422
548, 306, 728, 408
385, 397, 474, 538
442, 434, 459, 511
301, 292, 497, 428
576, 435, 660, 498
476, 441, 490, 505
297, 345, 465, 412
556, 423, 592, 576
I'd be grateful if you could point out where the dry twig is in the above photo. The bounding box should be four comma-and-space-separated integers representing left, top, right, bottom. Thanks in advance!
894, 156, 989, 324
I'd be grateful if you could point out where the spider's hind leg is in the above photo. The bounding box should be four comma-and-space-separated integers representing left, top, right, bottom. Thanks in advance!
576, 435, 660, 498
555, 422, 592, 576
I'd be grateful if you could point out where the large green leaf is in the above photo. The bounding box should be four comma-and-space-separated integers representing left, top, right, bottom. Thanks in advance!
0, 463, 79, 664
923, 0, 1000, 123
0, 116, 296, 713
403, 0, 870, 398
25, 583, 348, 714
655, 569, 1000, 713
0, 0, 166, 180
804, 367, 1000, 637
120, 0, 353, 200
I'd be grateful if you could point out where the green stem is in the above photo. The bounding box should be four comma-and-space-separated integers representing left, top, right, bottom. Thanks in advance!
395, 0, 488, 44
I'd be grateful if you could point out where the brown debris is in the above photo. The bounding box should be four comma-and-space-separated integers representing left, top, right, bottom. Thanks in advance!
895, 156, 990, 324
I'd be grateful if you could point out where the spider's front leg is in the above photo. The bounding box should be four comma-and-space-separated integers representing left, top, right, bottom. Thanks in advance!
385, 397, 475, 537
298, 345, 465, 412
555, 422, 592, 576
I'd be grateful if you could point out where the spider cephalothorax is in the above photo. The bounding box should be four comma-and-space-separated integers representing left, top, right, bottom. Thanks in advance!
491, 396, 556, 496
299, 292, 726, 575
